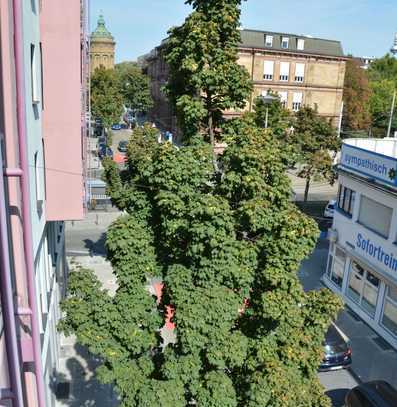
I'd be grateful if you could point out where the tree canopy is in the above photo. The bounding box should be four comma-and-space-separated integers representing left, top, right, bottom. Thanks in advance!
115, 62, 153, 113
252, 93, 290, 136
164, 0, 253, 142
287, 107, 340, 202
91, 67, 124, 127
342, 59, 371, 132
60, 122, 341, 406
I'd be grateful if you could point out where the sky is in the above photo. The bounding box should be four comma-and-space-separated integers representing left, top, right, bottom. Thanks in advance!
90, 0, 397, 63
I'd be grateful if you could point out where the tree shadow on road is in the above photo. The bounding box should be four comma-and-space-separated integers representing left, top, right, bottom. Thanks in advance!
83, 233, 107, 257
52, 343, 118, 407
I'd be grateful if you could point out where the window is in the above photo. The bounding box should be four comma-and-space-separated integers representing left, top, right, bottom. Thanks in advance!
358, 195, 392, 238
279, 62, 290, 81
295, 63, 305, 82
382, 285, 397, 337
327, 246, 346, 289
263, 60, 274, 80
292, 92, 303, 111
337, 185, 356, 217
39, 43, 44, 109
31, 44, 40, 104
278, 91, 288, 108
297, 38, 305, 50
34, 152, 42, 202
347, 261, 379, 318
281, 37, 289, 49
265, 35, 273, 47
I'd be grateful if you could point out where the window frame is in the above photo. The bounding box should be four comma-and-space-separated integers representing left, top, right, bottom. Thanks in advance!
281, 37, 289, 49
265, 35, 273, 47
358, 195, 392, 239
297, 38, 305, 51
263, 60, 274, 81
337, 185, 356, 218
31, 44, 40, 104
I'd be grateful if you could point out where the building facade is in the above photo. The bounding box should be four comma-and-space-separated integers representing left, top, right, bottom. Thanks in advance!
90, 14, 116, 73
0, 0, 87, 406
143, 29, 346, 133
323, 138, 397, 350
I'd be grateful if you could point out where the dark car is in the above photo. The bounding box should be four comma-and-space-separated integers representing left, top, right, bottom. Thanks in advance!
346, 381, 397, 407
98, 135, 107, 147
118, 140, 128, 153
98, 145, 113, 160
319, 324, 351, 371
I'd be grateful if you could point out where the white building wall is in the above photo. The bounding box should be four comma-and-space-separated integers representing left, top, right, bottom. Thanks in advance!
324, 172, 397, 349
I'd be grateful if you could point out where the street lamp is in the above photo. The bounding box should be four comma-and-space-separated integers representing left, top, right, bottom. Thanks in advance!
260, 94, 278, 129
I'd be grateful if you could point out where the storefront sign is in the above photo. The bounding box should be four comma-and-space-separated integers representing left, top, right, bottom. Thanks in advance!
340, 144, 397, 187
356, 233, 397, 273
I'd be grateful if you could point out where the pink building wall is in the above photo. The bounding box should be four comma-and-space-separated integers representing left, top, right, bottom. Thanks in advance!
40, 0, 84, 221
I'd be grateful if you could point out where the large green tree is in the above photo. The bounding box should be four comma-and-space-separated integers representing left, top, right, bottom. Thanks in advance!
60, 122, 341, 407
115, 61, 153, 113
91, 66, 124, 127
60, 2, 342, 405
164, 0, 253, 144
367, 55, 397, 137
342, 59, 371, 133
287, 107, 340, 202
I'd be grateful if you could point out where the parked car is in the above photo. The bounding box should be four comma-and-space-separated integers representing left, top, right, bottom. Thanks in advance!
95, 117, 102, 125
319, 324, 351, 371
345, 381, 397, 407
323, 199, 336, 218
97, 135, 107, 148
118, 140, 128, 153
111, 123, 122, 131
98, 145, 113, 160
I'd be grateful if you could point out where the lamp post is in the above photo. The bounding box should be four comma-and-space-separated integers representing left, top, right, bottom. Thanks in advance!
260, 94, 278, 129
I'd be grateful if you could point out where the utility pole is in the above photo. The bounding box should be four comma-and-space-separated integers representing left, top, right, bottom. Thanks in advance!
386, 90, 396, 138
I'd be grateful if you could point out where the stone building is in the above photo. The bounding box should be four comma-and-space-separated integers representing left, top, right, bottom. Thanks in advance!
143, 29, 347, 132
90, 14, 116, 73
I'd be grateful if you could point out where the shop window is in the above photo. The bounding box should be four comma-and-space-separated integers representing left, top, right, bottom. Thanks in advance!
358, 195, 392, 239
326, 246, 346, 289
347, 261, 379, 318
382, 286, 397, 337
337, 185, 355, 217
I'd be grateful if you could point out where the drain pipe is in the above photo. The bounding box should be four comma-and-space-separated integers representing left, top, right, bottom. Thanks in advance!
0, 150, 24, 406
12, 0, 46, 406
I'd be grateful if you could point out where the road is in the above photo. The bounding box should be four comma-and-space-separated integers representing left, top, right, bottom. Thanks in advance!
319, 369, 358, 406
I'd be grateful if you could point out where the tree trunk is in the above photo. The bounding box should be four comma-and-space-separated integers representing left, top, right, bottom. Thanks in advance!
304, 176, 311, 202
208, 113, 218, 172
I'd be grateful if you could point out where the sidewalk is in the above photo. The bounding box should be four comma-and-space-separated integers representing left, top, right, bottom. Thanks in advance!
299, 238, 397, 389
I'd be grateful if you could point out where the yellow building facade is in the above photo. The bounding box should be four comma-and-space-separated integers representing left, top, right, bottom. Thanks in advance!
90, 14, 115, 73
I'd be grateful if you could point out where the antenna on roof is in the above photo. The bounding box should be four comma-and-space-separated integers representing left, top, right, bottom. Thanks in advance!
391, 32, 397, 56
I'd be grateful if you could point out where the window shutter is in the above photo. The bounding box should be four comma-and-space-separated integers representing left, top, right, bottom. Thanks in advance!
278, 91, 288, 103
280, 62, 290, 76
295, 63, 305, 78
263, 61, 274, 75
358, 196, 392, 238
293, 92, 303, 103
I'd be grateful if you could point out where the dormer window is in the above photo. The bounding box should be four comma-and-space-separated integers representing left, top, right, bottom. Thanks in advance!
265, 35, 273, 47
297, 38, 305, 50
281, 37, 289, 49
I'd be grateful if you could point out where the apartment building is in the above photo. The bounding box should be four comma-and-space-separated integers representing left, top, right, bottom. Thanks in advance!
323, 138, 397, 349
143, 29, 346, 133
0, 0, 87, 406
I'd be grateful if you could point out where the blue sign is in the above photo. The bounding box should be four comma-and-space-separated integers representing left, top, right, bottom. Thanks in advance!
340, 144, 397, 187
356, 233, 397, 273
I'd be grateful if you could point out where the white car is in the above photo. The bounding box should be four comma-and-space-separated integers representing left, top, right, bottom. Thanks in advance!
324, 199, 336, 218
